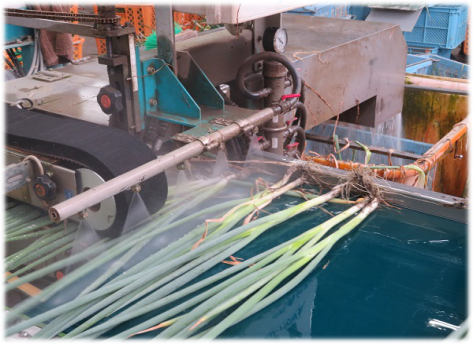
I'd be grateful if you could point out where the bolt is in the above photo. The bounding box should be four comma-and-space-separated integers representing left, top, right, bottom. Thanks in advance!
131, 184, 141, 193
149, 98, 158, 106
78, 210, 88, 219
455, 154, 463, 159
19, 331, 30, 338
147, 66, 156, 74
177, 162, 186, 170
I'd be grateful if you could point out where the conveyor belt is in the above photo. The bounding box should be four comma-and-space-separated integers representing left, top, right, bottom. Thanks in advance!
6, 105, 168, 236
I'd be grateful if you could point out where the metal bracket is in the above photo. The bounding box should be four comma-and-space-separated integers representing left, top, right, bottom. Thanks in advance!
172, 133, 198, 144
98, 55, 128, 67
141, 58, 201, 119
176, 51, 224, 110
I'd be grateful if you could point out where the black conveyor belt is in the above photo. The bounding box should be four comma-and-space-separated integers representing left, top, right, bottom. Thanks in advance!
6, 105, 168, 235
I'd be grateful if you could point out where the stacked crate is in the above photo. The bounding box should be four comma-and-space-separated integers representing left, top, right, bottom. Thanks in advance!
93, 5, 216, 55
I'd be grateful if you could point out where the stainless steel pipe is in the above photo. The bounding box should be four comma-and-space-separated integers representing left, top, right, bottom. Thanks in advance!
49, 107, 277, 222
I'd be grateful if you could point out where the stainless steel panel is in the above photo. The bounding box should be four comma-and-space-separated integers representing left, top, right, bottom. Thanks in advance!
366, 8, 422, 32
283, 14, 406, 128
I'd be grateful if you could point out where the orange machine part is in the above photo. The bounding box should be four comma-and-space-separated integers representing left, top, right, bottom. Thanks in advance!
303, 117, 469, 186
464, 4, 472, 55
92, 5, 207, 55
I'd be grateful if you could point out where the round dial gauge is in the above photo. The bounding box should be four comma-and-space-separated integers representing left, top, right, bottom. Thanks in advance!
263, 27, 288, 53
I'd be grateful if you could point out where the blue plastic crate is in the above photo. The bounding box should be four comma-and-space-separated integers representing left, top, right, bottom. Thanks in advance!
403, 5, 468, 49
348, 5, 371, 20
407, 44, 440, 55
288, 4, 349, 19
407, 43, 453, 58
406, 53, 468, 79
306, 122, 432, 167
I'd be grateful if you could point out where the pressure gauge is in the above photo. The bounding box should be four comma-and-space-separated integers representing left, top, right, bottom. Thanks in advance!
262, 27, 288, 53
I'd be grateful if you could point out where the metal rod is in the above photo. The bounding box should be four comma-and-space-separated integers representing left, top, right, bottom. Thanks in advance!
305, 133, 423, 161
306, 115, 469, 180
155, 4, 177, 75
49, 107, 277, 222
5, 16, 95, 37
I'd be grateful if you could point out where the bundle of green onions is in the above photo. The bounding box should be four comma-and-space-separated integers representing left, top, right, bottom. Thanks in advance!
5, 202, 79, 275
5, 166, 380, 339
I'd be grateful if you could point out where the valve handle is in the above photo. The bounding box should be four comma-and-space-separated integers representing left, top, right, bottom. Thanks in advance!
281, 93, 301, 101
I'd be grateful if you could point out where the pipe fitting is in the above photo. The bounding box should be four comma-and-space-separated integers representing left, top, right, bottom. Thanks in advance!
130, 184, 141, 193
263, 60, 288, 78
262, 125, 288, 133
234, 118, 256, 135
147, 66, 156, 74
236, 51, 302, 106
78, 210, 89, 219
294, 101, 307, 129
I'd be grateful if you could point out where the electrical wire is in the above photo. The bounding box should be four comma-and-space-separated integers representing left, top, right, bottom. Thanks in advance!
26, 46, 38, 75
6, 48, 25, 77
4, 57, 19, 77
22, 155, 45, 176
6, 49, 20, 74
25, 28, 44, 76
